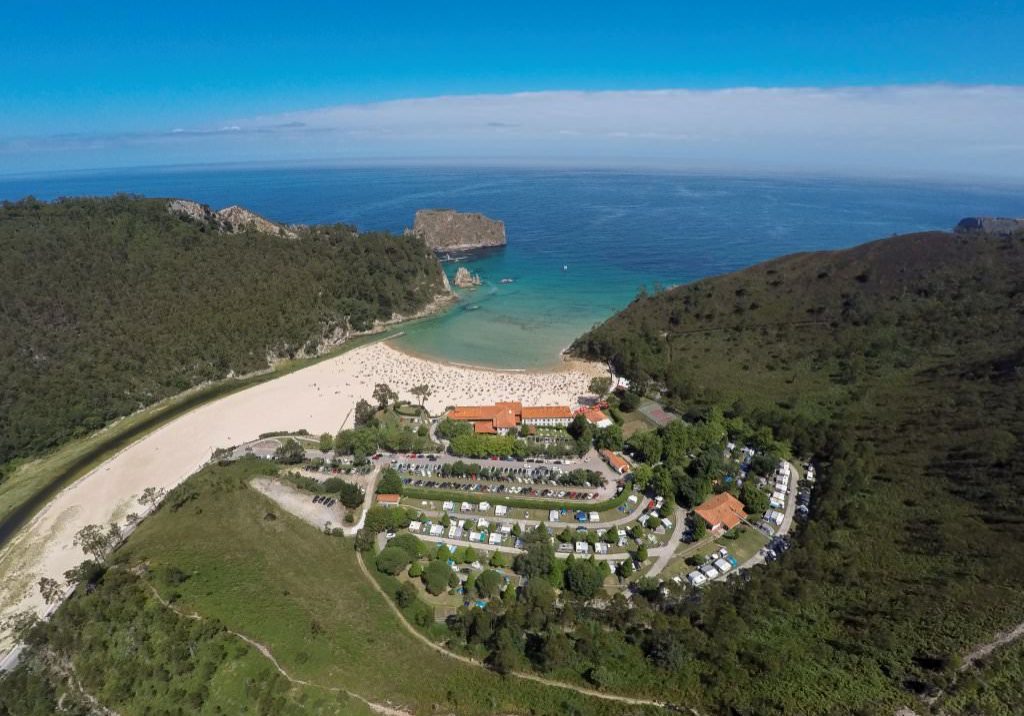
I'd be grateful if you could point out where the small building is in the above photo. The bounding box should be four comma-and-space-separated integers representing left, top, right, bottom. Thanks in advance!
713, 558, 732, 574
499, 522, 512, 534
488, 532, 503, 545
446, 402, 572, 434
599, 449, 631, 475
479, 501, 491, 513
580, 407, 614, 428
429, 524, 444, 537
575, 541, 590, 554
557, 542, 573, 553
494, 504, 508, 516
477, 518, 489, 530
694, 492, 748, 532
588, 511, 600, 522
408, 520, 422, 532
594, 542, 608, 555
448, 525, 462, 539
460, 502, 473, 513
376, 493, 401, 507
687, 570, 708, 587
468, 530, 481, 542
549, 509, 560, 522
442, 500, 456, 512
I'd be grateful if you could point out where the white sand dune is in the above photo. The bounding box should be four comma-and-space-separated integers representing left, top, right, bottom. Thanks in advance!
0, 341, 604, 647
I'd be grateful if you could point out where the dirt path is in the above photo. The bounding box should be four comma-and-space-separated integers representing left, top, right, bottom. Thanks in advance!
354, 552, 675, 713
146, 583, 411, 716
958, 619, 1024, 671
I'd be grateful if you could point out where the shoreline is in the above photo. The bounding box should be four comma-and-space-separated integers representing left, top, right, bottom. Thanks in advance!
0, 341, 604, 647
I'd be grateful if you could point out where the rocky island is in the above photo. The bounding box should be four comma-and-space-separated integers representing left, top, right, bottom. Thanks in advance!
410, 209, 507, 251
452, 266, 482, 288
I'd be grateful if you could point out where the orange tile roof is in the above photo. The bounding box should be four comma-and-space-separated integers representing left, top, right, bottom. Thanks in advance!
694, 492, 747, 530
521, 406, 572, 420
493, 408, 519, 429
599, 448, 630, 473
582, 407, 610, 424
473, 422, 497, 434
376, 493, 401, 505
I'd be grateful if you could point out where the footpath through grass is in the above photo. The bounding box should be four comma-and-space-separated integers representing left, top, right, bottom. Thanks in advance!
117, 460, 657, 716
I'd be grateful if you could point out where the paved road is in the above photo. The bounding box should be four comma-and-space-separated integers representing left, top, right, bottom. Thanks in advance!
644, 515, 689, 577
735, 460, 799, 572
405, 494, 649, 530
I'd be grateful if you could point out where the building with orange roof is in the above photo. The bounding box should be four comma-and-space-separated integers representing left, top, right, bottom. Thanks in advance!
447, 402, 571, 434
376, 493, 401, 507
579, 406, 614, 428
599, 448, 631, 475
694, 492, 748, 532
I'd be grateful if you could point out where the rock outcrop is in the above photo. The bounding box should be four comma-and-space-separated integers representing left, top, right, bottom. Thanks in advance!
168, 199, 298, 238
452, 266, 482, 288
955, 216, 1024, 236
410, 209, 506, 251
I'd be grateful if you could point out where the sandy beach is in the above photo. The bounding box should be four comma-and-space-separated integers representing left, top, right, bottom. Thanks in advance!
0, 341, 605, 647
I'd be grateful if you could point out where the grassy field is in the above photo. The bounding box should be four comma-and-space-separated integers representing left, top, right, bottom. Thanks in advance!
113, 459, 658, 715
0, 331, 394, 551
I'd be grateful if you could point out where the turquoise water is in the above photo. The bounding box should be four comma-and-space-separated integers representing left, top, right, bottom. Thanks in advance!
3, 166, 1021, 368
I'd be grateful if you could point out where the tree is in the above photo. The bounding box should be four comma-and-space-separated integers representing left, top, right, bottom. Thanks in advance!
73, 524, 114, 562
589, 376, 613, 397
567, 414, 591, 441
138, 486, 166, 510
564, 558, 604, 598
337, 481, 365, 508
632, 463, 654, 491
38, 576, 63, 604
388, 532, 426, 559
476, 569, 503, 598
513, 526, 556, 580
376, 467, 404, 495
274, 438, 305, 464
373, 383, 397, 410
375, 546, 412, 575
422, 560, 452, 595
354, 399, 377, 428
627, 430, 663, 464
318, 432, 334, 452
593, 424, 624, 451
691, 515, 708, 541
410, 384, 432, 407
408, 562, 423, 578
395, 581, 418, 608
741, 480, 770, 515
635, 545, 649, 562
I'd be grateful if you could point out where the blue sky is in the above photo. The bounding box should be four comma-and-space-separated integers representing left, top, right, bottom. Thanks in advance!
1, 1, 1022, 177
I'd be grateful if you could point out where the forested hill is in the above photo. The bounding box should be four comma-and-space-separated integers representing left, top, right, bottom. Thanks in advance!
0, 195, 450, 464
572, 227, 1024, 710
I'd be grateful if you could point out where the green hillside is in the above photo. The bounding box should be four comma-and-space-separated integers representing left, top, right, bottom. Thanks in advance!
571, 228, 1024, 711
0, 195, 448, 466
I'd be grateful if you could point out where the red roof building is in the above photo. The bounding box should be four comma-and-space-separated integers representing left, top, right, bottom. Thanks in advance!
694, 492, 748, 531
447, 402, 571, 434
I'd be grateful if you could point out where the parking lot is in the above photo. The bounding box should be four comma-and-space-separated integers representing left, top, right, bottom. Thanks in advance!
384, 451, 620, 502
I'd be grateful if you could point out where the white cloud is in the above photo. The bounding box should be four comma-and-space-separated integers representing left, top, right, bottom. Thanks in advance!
3, 85, 1024, 179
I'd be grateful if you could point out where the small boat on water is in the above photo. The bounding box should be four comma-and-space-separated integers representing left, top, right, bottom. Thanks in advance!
463, 304, 481, 311
562, 264, 568, 271
500, 278, 514, 284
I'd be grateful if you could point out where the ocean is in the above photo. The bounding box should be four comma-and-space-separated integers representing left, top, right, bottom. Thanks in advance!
2, 165, 1021, 368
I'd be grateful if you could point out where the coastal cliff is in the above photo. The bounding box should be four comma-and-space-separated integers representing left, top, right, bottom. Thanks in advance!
954, 216, 1024, 236
169, 199, 298, 238
410, 209, 506, 251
